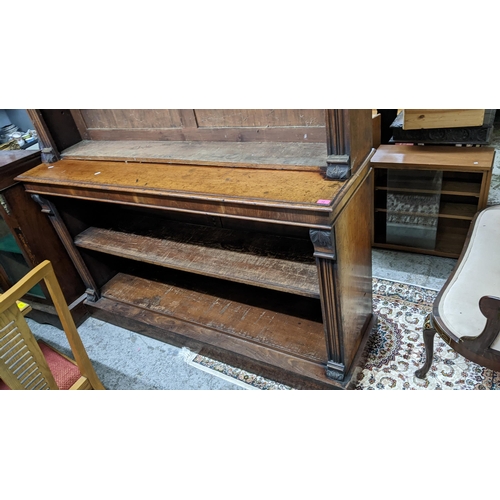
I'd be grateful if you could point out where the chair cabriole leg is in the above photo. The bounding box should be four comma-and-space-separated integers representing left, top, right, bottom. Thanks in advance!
415, 314, 437, 379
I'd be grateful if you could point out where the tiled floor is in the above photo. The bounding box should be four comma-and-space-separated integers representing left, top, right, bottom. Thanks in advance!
26, 125, 500, 390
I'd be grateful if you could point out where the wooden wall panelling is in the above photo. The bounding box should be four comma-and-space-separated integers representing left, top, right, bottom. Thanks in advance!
194, 109, 326, 127
71, 109, 328, 143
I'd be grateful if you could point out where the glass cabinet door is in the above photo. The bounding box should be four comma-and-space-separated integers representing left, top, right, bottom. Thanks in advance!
385, 169, 442, 250
0, 214, 45, 298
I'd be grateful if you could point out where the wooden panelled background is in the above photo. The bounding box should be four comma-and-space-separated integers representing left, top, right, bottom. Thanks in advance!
71, 110, 328, 143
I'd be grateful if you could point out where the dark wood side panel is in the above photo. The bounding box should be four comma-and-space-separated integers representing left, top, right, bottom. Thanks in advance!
347, 109, 373, 175
2, 185, 86, 304
334, 165, 374, 371
36, 110, 82, 153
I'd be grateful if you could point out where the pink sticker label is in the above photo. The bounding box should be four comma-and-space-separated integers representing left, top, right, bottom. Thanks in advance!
316, 199, 331, 205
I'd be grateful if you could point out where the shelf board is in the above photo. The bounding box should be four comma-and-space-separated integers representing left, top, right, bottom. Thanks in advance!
441, 180, 481, 197
373, 219, 470, 258
61, 140, 328, 170
75, 227, 320, 298
373, 242, 457, 258
440, 202, 477, 220
375, 180, 481, 197
97, 273, 326, 364
375, 202, 477, 220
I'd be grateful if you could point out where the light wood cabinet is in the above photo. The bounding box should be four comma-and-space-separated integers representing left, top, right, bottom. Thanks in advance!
371, 145, 495, 258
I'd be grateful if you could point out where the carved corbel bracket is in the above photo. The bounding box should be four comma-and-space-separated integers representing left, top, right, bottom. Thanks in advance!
32, 194, 100, 302
325, 154, 351, 180
326, 360, 346, 381
41, 147, 58, 164
309, 229, 336, 260
32, 194, 53, 215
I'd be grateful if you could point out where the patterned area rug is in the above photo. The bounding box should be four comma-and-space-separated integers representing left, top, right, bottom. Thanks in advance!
357, 278, 499, 390
187, 277, 500, 390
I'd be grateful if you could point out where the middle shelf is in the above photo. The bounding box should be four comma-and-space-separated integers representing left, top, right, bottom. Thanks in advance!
74, 221, 320, 299
375, 201, 477, 220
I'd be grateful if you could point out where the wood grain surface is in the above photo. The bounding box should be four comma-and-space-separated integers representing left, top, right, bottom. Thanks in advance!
371, 145, 495, 170
75, 226, 320, 298
61, 140, 328, 169
101, 273, 327, 362
17, 159, 342, 204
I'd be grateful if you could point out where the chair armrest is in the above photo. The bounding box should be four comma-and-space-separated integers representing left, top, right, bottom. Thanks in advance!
461, 295, 500, 350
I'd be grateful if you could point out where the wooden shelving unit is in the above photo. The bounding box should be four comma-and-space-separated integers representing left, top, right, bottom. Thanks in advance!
371, 145, 495, 258
16, 109, 377, 390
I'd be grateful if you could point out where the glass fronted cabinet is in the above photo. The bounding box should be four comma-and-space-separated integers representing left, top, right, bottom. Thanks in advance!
0, 214, 45, 298
371, 145, 495, 258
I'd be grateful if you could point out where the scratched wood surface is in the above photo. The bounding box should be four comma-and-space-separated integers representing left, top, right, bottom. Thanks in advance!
61, 140, 328, 169
75, 226, 319, 298
101, 273, 327, 362
18, 159, 342, 205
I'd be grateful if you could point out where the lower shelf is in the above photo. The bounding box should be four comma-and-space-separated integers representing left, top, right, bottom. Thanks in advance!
374, 211, 471, 258
88, 272, 361, 388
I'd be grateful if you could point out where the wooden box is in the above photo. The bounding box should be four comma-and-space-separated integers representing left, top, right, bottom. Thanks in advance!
402, 109, 485, 130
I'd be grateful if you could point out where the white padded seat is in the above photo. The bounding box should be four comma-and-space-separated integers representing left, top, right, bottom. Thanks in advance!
438, 204, 500, 351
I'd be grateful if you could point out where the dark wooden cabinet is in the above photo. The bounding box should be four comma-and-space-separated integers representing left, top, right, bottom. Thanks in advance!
371, 145, 495, 258
0, 150, 88, 327
17, 109, 376, 389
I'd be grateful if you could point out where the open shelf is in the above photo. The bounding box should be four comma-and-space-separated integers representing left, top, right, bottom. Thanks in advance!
375, 180, 481, 197
74, 225, 320, 298
87, 272, 333, 385
61, 140, 328, 170
375, 202, 477, 221
439, 202, 477, 220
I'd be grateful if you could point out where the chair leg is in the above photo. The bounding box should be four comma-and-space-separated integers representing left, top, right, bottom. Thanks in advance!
415, 314, 437, 379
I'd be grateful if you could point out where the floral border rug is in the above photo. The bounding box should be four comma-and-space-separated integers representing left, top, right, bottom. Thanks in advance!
187, 277, 500, 390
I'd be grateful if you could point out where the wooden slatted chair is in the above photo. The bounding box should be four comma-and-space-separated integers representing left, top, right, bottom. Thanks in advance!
415, 204, 500, 379
0, 260, 104, 390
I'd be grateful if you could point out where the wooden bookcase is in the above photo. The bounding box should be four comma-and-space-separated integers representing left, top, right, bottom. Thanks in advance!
17, 109, 376, 389
371, 145, 495, 258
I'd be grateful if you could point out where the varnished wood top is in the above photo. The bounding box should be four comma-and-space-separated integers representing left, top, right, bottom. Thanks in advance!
17, 159, 343, 206
0, 150, 40, 169
371, 145, 495, 170
0, 149, 41, 191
